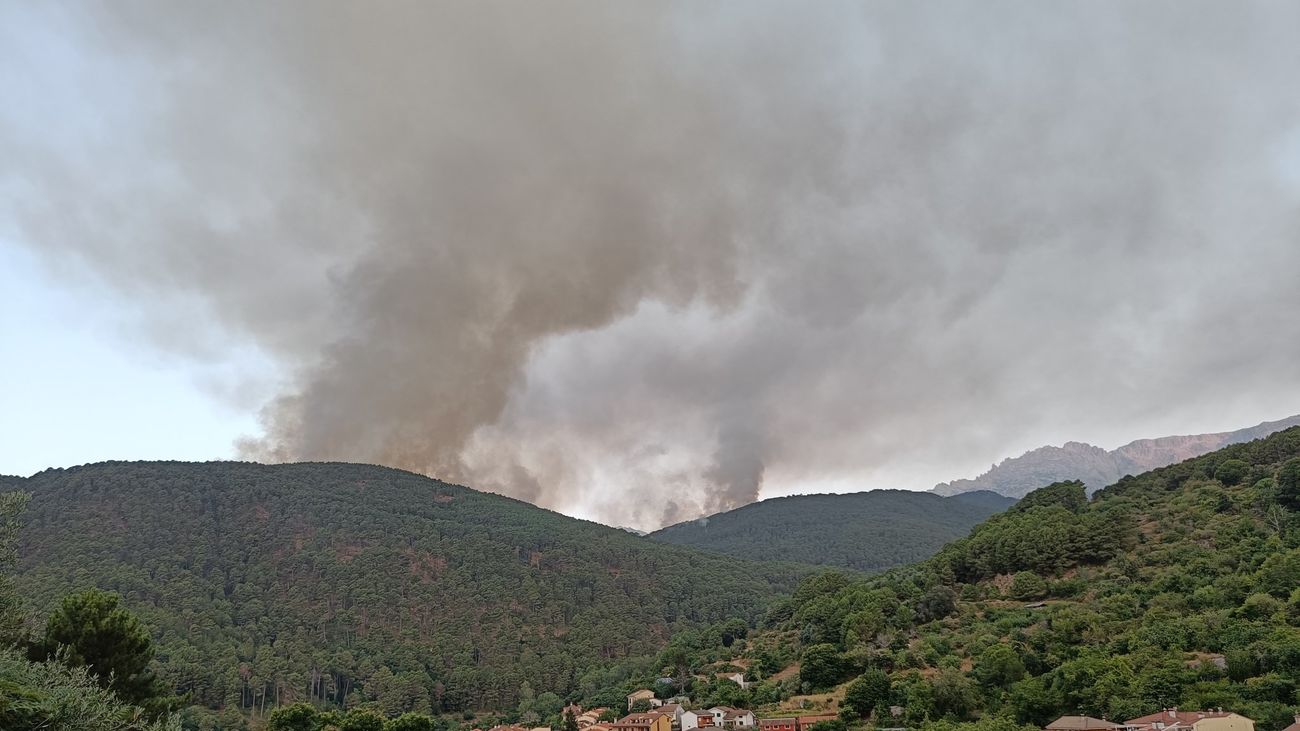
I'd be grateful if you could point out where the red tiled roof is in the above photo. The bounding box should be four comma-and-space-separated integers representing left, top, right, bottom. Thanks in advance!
616, 714, 668, 726
1126, 711, 1240, 727
1047, 717, 1125, 731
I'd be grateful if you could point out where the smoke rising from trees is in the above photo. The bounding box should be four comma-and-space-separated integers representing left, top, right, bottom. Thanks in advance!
4, 1, 1300, 527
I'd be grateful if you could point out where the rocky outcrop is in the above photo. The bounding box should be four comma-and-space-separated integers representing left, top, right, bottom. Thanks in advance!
933, 414, 1300, 498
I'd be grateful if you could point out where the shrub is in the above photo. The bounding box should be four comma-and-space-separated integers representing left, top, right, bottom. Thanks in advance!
1214, 459, 1250, 486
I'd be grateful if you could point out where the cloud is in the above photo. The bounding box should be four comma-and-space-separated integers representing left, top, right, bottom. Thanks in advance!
4, 1, 1300, 528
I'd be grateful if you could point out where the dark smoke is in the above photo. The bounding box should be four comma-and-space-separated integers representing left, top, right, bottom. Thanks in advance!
4, 1, 1300, 528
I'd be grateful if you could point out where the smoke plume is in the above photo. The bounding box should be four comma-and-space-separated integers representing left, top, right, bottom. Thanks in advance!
4, 1, 1300, 528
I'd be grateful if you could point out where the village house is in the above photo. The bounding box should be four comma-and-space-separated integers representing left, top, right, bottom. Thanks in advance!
682, 710, 717, 731
628, 689, 661, 711
1046, 717, 1128, 731
578, 709, 612, 729
758, 718, 796, 731
1125, 710, 1254, 731
615, 713, 673, 731
717, 708, 756, 728
695, 707, 756, 729
795, 714, 837, 730
758, 715, 837, 731
655, 704, 685, 728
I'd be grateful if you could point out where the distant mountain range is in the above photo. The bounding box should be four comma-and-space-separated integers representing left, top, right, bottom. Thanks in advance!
932, 413, 1300, 498
649, 489, 1016, 573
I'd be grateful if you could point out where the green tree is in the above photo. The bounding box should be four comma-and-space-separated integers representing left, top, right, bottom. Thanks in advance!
918, 718, 1040, 731
534, 691, 564, 719
660, 646, 689, 678
800, 644, 844, 691
387, 713, 439, 731
1257, 548, 1300, 597
1214, 459, 1249, 486
1009, 573, 1047, 601
1240, 593, 1283, 620
269, 702, 321, 731
720, 618, 749, 647
931, 668, 978, 720
563, 709, 580, 731
843, 669, 891, 719
807, 720, 846, 731
1008, 676, 1061, 726
341, 709, 386, 731
0, 491, 30, 646
917, 586, 958, 623
31, 589, 167, 708
974, 644, 1026, 690
1278, 458, 1300, 510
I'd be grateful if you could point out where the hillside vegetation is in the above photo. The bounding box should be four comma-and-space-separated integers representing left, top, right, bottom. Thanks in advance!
11, 462, 810, 718
650, 491, 1015, 573
635, 428, 1300, 731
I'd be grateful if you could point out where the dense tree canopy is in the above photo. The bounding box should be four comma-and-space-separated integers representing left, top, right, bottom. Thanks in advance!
0, 488, 177, 729
730, 427, 1300, 731
13, 462, 809, 719
0, 490, 30, 646
651, 491, 1014, 573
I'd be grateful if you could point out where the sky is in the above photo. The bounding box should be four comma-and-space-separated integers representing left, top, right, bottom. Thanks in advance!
3, 1, 1300, 530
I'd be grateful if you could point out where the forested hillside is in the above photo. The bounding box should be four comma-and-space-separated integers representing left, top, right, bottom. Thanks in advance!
650, 491, 1015, 573
12, 462, 810, 718
648, 427, 1300, 731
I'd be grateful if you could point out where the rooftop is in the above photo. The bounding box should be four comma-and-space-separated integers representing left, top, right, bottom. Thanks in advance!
1047, 717, 1124, 731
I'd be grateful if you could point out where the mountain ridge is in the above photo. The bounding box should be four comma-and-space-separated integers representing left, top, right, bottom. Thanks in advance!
932, 413, 1300, 497
649, 488, 1016, 573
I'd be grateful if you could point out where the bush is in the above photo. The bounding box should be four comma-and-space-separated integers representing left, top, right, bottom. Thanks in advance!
843, 669, 891, 718
387, 713, 440, 731
1010, 572, 1047, 600
0, 649, 179, 731
1214, 459, 1250, 486
800, 644, 845, 690
269, 703, 320, 731
342, 710, 386, 731
1240, 593, 1284, 620
1257, 548, 1300, 597
974, 644, 1026, 689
